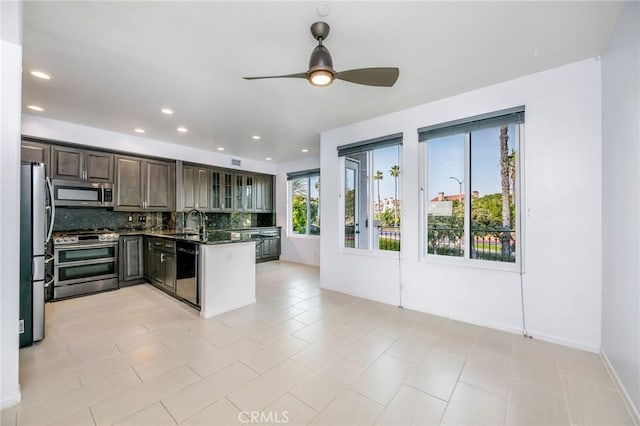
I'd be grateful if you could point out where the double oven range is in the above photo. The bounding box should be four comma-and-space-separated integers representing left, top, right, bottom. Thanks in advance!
52, 230, 119, 299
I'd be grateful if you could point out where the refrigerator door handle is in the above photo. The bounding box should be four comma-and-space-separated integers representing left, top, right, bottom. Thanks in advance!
33, 257, 45, 282
44, 276, 55, 287
45, 176, 55, 244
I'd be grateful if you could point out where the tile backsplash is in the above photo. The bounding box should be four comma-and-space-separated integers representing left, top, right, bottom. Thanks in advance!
54, 208, 276, 232
53, 208, 172, 231
177, 212, 275, 232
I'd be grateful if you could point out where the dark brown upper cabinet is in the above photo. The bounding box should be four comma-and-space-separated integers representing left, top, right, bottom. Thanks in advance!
115, 155, 175, 211
183, 165, 212, 211
21, 140, 50, 172
51, 145, 113, 182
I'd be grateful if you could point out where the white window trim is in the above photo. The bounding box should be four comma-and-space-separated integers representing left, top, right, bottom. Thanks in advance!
288, 234, 320, 240
287, 175, 320, 238
419, 123, 525, 272
339, 149, 403, 256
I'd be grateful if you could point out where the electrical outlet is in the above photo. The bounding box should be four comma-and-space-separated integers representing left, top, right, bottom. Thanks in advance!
127, 215, 133, 222
138, 216, 146, 222
19, 319, 24, 334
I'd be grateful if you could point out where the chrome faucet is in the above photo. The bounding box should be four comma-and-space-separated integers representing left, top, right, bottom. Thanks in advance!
185, 208, 207, 240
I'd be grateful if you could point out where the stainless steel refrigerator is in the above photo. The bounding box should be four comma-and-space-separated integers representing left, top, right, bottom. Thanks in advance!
20, 162, 55, 347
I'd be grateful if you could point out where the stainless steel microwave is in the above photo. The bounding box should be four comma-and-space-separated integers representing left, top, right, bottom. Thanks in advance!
52, 179, 113, 207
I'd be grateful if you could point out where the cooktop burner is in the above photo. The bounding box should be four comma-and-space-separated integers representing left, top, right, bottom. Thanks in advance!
53, 229, 119, 245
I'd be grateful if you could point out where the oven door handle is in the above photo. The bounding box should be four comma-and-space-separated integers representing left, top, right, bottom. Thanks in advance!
55, 242, 118, 251
56, 257, 118, 267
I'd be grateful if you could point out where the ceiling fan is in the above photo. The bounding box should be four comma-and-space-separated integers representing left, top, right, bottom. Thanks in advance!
243, 22, 399, 88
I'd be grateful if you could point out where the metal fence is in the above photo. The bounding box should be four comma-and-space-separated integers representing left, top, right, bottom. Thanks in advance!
378, 227, 400, 251
427, 226, 516, 263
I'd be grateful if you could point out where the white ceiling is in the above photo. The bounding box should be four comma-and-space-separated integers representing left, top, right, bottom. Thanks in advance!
22, 1, 622, 163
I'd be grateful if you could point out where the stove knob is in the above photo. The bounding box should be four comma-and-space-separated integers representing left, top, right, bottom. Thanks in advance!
63, 237, 69, 242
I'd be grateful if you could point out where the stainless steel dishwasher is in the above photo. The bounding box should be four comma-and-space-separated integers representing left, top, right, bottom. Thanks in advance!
176, 241, 199, 308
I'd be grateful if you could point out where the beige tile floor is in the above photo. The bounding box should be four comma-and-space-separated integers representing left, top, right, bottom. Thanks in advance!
1, 261, 636, 426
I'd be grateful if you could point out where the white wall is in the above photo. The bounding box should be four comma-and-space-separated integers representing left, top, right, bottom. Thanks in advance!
321, 59, 603, 351
1, 0, 23, 409
276, 156, 320, 266
601, 0, 640, 419
22, 115, 277, 175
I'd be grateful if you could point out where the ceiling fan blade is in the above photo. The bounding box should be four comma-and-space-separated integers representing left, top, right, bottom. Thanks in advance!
335, 67, 399, 87
243, 73, 306, 80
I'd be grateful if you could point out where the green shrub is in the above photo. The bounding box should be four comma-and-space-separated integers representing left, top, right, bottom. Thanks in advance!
379, 239, 400, 251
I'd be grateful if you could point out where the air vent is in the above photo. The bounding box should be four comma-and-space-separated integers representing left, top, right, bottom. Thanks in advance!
231, 159, 241, 167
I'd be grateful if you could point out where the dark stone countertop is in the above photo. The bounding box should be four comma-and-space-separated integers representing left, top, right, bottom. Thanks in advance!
116, 227, 279, 245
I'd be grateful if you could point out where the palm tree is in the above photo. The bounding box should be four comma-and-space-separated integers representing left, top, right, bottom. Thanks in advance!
499, 126, 511, 259
290, 177, 308, 197
290, 178, 308, 233
373, 170, 384, 213
389, 165, 400, 226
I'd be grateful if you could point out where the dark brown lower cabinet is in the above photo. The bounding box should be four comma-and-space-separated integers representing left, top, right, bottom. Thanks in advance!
119, 236, 145, 286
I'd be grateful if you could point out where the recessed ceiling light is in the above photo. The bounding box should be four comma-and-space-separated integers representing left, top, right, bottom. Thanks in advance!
134, 128, 145, 134
30, 70, 51, 80
161, 108, 173, 115
265, 157, 272, 161
27, 105, 44, 112
177, 127, 188, 133
217, 147, 225, 151
301, 149, 309, 153
252, 135, 261, 140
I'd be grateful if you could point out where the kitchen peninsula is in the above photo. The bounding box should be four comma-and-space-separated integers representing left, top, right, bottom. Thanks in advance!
119, 229, 280, 316
199, 240, 255, 318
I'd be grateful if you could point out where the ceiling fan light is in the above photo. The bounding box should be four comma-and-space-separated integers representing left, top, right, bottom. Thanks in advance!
309, 69, 334, 86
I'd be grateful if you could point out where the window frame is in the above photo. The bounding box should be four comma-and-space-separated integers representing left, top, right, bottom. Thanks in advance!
420, 121, 524, 272
338, 145, 403, 256
287, 173, 320, 238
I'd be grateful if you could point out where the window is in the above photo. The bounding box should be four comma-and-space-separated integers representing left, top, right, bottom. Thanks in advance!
339, 133, 402, 252
287, 169, 320, 236
420, 107, 523, 264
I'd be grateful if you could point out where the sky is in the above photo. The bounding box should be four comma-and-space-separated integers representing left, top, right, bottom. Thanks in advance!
372, 145, 401, 200
427, 123, 517, 200
347, 122, 517, 203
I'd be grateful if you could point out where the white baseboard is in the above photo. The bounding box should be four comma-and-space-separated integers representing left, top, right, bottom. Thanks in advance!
519, 329, 600, 353
201, 298, 256, 319
601, 350, 640, 425
270, 256, 320, 268
319, 282, 395, 306
0, 388, 21, 410
321, 282, 601, 353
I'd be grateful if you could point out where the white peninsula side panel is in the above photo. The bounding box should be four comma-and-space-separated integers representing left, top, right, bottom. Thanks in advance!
200, 242, 256, 318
